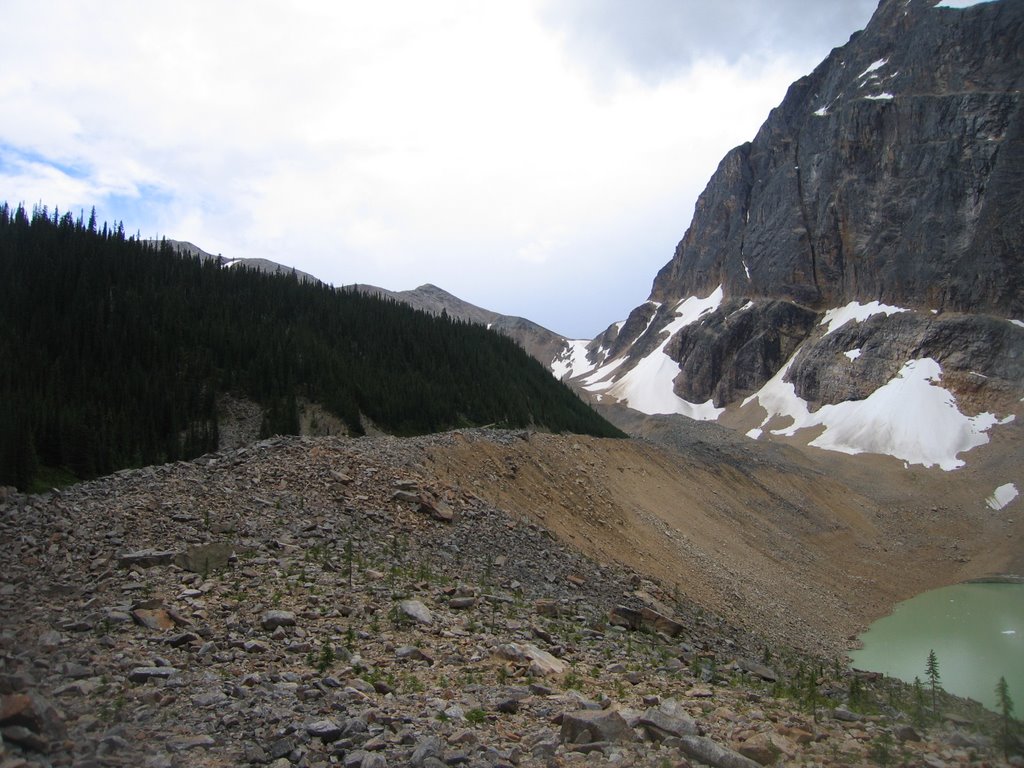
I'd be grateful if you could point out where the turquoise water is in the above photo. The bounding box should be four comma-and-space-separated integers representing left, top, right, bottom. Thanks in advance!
848, 582, 1024, 711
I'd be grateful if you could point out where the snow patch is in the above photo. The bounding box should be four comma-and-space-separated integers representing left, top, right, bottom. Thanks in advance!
743, 357, 1008, 470
746, 428, 763, 440
584, 287, 725, 420
742, 260, 751, 280
844, 349, 862, 361
820, 300, 908, 335
581, 354, 628, 387
550, 339, 596, 381
936, 0, 1001, 8
814, 106, 830, 117
987, 483, 1019, 511
1010, 319, 1024, 329
857, 58, 888, 81
865, 93, 894, 101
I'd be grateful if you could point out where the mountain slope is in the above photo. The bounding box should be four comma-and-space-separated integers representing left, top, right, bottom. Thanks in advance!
160, 238, 321, 283
0, 205, 622, 491
3, 431, 1015, 767
353, 283, 569, 368
565, 0, 1024, 476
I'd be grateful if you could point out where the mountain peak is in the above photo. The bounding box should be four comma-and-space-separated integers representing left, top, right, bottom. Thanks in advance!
566, 0, 1024, 474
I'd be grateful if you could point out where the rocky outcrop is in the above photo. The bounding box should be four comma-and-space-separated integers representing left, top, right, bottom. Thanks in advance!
665, 299, 820, 406
650, 0, 1024, 317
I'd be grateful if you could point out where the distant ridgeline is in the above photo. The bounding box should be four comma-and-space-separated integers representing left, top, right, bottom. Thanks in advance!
0, 203, 623, 491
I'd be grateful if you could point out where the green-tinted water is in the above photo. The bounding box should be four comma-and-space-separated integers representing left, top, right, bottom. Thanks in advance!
849, 582, 1024, 711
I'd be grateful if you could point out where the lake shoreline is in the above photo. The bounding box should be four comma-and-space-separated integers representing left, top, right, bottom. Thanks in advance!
963, 573, 1024, 584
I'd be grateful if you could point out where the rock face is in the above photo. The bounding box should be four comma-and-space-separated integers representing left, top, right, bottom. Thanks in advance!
650, 0, 1024, 316
569, 0, 1024, 468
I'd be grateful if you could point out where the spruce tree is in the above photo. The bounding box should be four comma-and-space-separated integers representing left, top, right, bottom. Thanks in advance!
925, 649, 941, 710
996, 676, 1016, 760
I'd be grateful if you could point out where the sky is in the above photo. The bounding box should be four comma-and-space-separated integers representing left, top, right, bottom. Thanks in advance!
0, 0, 877, 339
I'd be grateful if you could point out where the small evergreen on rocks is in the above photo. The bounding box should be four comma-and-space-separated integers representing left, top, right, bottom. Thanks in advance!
0, 202, 624, 490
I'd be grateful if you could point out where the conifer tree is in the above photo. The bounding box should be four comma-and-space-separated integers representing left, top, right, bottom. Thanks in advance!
925, 649, 941, 710
996, 676, 1016, 760
0, 200, 623, 490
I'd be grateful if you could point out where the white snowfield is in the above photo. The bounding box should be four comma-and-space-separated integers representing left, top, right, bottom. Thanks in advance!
935, 0, 1001, 8
550, 339, 593, 381
820, 300, 908, 335
987, 483, 1019, 511
857, 58, 889, 81
550, 294, 1016, 470
743, 356, 1012, 470
581, 287, 725, 420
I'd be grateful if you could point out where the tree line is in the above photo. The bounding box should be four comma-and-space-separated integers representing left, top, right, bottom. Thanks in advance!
0, 202, 623, 490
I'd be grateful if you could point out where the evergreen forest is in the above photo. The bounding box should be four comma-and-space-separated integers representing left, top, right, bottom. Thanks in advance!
0, 203, 624, 491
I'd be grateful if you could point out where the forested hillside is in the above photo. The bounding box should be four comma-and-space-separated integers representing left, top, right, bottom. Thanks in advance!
0, 203, 623, 490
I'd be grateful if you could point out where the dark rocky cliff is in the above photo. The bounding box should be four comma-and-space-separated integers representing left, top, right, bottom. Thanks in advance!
651, 0, 1024, 316
594, 0, 1024, 418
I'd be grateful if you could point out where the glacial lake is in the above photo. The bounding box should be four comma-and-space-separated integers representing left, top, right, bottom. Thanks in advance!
848, 582, 1024, 711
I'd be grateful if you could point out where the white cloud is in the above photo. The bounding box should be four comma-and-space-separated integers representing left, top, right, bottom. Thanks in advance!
0, 0, 874, 337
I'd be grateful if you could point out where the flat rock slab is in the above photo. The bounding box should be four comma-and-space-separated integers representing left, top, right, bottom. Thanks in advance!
678, 735, 762, 768
560, 709, 634, 744
118, 549, 177, 568
738, 658, 778, 682
131, 607, 176, 631
306, 719, 343, 741
128, 667, 180, 683
174, 542, 235, 573
167, 734, 217, 751
494, 642, 567, 677
639, 703, 699, 739
261, 610, 297, 630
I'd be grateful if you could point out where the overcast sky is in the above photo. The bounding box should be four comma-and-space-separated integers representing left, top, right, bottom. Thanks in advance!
0, 0, 877, 339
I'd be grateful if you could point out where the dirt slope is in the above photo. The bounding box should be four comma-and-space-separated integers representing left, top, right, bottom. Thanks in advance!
423, 421, 1024, 658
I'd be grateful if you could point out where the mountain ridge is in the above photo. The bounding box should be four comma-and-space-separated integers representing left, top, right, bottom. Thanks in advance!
350, 283, 568, 367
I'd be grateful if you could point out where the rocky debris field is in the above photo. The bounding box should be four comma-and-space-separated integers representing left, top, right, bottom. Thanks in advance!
0, 432, 1017, 767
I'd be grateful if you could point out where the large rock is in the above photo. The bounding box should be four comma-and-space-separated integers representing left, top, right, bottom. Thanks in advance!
678, 735, 763, 768
131, 607, 177, 631
174, 542, 235, 574
638, 699, 699, 740
493, 643, 567, 677
609, 604, 686, 637
0, 693, 66, 751
118, 549, 177, 568
738, 732, 782, 765
260, 610, 296, 630
397, 600, 433, 626
737, 658, 778, 683
306, 719, 343, 742
560, 709, 634, 745
128, 667, 180, 683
